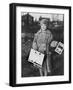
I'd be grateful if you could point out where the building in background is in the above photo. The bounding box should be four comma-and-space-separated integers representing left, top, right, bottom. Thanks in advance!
22, 13, 34, 26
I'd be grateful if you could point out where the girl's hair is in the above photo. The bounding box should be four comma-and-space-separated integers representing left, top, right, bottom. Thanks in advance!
39, 19, 49, 26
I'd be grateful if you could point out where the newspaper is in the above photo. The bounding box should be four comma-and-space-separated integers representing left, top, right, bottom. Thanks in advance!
28, 49, 45, 68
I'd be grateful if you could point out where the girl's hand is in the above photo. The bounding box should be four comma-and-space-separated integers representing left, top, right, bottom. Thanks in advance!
50, 41, 58, 48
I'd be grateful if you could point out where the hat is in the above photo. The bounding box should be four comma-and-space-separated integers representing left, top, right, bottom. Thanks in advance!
39, 19, 49, 25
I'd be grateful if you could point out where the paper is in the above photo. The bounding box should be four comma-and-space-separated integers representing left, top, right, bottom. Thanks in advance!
55, 42, 64, 55
28, 49, 44, 67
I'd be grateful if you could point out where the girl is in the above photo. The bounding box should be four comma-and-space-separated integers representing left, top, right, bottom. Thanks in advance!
32, 19, 53, 76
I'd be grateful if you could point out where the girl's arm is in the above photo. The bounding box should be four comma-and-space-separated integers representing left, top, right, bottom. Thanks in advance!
32, 34, 37, 50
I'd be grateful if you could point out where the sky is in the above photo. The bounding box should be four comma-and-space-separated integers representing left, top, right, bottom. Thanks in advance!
21, 12, 64, 21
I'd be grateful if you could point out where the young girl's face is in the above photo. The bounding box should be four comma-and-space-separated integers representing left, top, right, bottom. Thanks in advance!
40, 24, 47, 31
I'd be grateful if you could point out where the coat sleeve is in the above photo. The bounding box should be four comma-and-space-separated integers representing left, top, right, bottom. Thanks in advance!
46, 30, 53, 54
32, 34, 38, 50
47, 30, 53, 44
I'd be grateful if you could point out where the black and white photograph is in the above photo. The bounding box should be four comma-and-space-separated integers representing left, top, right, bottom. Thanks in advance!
21, 12, 64, 77
10, 3, 71, 87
